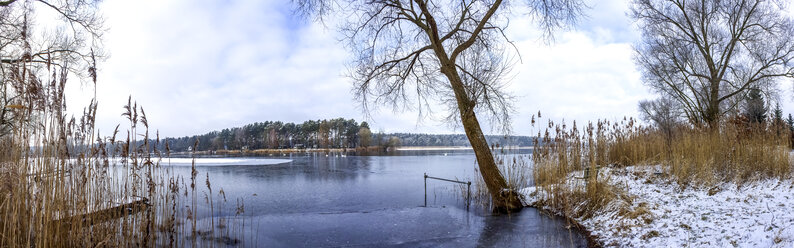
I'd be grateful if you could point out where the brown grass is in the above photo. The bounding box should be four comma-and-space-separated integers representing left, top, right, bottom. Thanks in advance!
468, 145, 532, 211
0, 64, 244, 246
530, 115, 791, 219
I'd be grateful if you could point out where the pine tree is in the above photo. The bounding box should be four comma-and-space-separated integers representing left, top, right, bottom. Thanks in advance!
744, 88, 767, 124
774, 103, 783, 123
788, 114, 794, 131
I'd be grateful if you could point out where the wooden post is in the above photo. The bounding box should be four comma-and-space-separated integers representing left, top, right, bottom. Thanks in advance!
424, 173, 427, 207
467, 181, 471, 210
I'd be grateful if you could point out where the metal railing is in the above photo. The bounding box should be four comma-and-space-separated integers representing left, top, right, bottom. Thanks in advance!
424, 173, 471, 210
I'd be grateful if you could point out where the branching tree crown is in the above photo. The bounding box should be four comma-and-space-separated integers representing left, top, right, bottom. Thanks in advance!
631, 0, 794, 128
639, 96, 681, 138
293, 0, 585, 212
296, 0, 584, 132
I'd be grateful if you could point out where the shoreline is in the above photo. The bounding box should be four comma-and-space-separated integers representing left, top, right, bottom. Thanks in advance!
172, 147, 378, 156
523, 166, 794, 247
170, 146, 535, 156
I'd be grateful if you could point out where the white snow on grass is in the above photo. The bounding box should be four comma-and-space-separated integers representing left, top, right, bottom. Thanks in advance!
523, 166, 794, 247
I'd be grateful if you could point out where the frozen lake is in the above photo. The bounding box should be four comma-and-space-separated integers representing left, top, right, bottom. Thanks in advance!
164, 149, 587, 247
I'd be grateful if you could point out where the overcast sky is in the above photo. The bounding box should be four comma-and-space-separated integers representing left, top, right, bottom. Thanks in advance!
65, 0, 794, 138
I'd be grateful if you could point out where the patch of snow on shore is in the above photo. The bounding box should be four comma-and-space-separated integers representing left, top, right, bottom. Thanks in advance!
523, 166, 794, 247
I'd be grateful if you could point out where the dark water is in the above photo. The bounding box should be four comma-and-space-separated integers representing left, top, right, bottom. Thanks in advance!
165, 149, 587, 247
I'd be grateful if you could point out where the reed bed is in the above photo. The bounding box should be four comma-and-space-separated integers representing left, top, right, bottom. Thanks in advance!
530, 114, 792, 220
0, 64, 243, 246
467, 144, 533, 212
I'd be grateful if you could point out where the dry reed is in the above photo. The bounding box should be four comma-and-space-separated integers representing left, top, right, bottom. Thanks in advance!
530, 113, 792, 220
467, 144, 532, 212
0, 58, 245, 246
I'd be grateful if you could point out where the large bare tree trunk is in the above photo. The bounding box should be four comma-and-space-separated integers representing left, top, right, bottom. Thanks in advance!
294, 0, 586, 215
461, 108, 523, 213
443, 65, 523, 214
706, 81, 721, 129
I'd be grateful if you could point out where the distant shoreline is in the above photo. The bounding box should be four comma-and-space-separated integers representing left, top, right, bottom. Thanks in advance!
395, 146, 533, 151
171, 146, 534, 156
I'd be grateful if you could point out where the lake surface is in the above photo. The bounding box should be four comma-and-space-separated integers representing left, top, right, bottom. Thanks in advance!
164, 149, 587, 247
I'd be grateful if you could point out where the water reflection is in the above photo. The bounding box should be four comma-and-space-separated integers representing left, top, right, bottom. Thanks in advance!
476, 209, 586, 247
166, 150, 586, 247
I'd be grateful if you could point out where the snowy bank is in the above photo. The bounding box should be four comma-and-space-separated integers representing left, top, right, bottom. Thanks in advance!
522, 166, 794, 247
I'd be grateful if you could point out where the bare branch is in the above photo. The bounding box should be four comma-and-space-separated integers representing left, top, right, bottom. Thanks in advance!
631, 0, 794, 127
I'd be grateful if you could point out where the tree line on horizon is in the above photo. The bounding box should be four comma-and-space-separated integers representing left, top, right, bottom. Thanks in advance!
159, 118, 535, 152
163, 118, 361, 152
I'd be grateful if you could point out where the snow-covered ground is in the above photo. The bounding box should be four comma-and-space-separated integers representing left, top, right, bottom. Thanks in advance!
522, 166, 794, 247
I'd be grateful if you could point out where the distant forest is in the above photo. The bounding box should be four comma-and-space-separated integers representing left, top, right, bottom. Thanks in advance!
160, 118, 534, 152
389, 133, 534, 147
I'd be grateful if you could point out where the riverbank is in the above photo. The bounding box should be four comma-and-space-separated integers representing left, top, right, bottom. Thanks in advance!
522, 166, 794, 247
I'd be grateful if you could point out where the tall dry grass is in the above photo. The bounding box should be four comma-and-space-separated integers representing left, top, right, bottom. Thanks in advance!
530, 115, 791, 219
0, 60, 244, 246
664, 123, 790, 186
468, 144, 533, 212
530, 118, 617, 219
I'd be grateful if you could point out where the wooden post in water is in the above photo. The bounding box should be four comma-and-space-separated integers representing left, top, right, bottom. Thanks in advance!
424, 173, 427, 207
424, 173, 472, 211
467, 181, 471, 210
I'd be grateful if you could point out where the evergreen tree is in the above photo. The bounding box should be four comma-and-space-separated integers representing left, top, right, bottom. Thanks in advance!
774, 103, 783, 123
744, 88, 767, 124
788, 114, 794, 131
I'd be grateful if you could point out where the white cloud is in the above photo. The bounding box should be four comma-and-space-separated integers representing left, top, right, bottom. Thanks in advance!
64, 0, 794, 138
505, 31, 651, 134
71, 0, 653, 138
87, 0, 361, 137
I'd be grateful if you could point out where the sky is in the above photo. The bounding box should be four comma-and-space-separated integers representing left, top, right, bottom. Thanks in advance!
61, 0, 794, 138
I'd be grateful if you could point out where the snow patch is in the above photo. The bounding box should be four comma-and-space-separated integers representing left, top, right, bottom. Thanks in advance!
524, 166, 794, 247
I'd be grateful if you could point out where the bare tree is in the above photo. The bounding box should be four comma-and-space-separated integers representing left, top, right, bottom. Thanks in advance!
0, 0, 104, 137
294, 0, 585, 213
631, 0, 794, 128
639, 97, 681, 140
